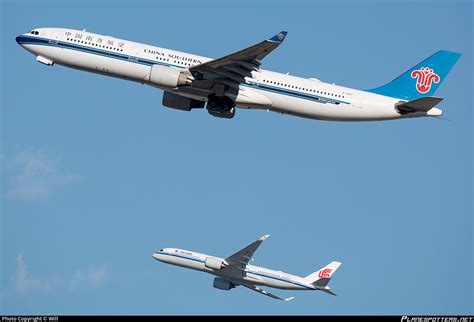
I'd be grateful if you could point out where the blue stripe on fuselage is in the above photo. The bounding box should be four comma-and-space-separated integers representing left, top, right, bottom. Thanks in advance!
16, 35, 154, 67
157, 251, 205, 263
242, 82, 349, 105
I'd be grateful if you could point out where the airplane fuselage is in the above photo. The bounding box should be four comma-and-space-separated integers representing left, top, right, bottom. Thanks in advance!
16, 28, 442, 121
152, 248, 315, 291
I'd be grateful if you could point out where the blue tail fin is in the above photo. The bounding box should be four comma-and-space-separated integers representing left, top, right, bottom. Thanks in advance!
366, 50, 461, 100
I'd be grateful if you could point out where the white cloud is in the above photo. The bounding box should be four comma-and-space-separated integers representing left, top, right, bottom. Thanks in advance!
15, 254, 55, 293
86, 265, 107, 287
70, 265, 107, 289
4, 149, 82, 201
14, 254, 106, 294
15, 254, 28, 293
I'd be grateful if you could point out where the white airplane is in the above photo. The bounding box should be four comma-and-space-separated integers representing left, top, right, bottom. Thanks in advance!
152, 235, 341, 301
16, 28, 460, 121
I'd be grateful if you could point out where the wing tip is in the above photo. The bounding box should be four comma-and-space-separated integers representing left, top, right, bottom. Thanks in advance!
260, 234, 270, 241
284, 296, 295, 302
269, 31, 288, 43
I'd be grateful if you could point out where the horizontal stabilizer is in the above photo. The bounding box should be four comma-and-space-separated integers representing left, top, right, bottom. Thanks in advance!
320, 287, 337, 296
304, 261, 341, 296
396, 96, 443, 114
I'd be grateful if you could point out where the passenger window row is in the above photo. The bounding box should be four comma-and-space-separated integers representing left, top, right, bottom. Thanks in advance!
261, 79, 345, 98
66, 38, 124, 52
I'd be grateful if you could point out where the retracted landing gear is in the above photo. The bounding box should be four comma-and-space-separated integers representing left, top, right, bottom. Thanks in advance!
207, 95, 236, 119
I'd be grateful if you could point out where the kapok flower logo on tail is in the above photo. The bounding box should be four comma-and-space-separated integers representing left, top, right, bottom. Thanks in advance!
411, 67, 440, 93
318, 269, 332, 278
277, 33, 285, 41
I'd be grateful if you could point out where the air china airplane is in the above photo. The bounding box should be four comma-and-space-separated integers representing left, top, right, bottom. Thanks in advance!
16, 28, 460, 121
152, 235, 341, 301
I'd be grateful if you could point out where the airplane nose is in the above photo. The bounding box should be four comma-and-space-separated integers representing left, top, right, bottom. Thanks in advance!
16, 35, 24, 46
152, 252, 161, 260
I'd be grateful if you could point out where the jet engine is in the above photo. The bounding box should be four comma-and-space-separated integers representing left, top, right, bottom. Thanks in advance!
148, 64, 193, 88
162, 91, 205, 111
204, 257, 229, 270
213, 277, 235, 291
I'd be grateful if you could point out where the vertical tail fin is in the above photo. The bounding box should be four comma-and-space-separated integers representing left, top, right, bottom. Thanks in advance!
367, 50, 461, 100
305, 261, 341, 287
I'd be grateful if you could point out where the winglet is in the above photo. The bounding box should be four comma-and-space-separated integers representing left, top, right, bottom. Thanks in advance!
260, 234, 270, 241
284, 296, 295, 302
269, 31, 288, 43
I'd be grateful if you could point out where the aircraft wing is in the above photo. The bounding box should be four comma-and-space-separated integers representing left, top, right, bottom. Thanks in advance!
189, 31, 287, 86
243, 284, 295, 302
225, 234, 270, 267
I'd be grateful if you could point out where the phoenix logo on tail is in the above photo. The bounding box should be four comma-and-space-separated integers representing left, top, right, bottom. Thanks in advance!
318, 268, 332, 278
411, 67, 440, 93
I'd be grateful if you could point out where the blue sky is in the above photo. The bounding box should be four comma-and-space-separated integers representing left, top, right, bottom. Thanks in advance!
1, 0, 472, 315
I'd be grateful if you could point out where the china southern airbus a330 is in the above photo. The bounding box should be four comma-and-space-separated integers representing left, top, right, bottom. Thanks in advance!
152, 235, 341, 301
16, 28, 460, 121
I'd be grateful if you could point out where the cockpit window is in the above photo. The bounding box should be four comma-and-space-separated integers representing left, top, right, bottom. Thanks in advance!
160, 249, 164, 252
30, 30, 39, 35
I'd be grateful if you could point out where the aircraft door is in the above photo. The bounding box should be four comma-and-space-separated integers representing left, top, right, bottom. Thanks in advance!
48, 30, 59, 45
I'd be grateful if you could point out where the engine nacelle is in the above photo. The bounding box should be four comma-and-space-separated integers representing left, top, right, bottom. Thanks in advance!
148, 64, 193, 88
162, 91, 205, 111
37, 55, 54, 66
213, 277, 235, 291
204, 257, 228, 270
